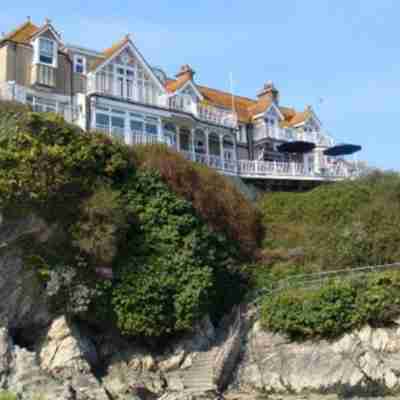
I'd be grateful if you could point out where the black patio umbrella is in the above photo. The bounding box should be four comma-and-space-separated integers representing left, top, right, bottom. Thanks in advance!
323, 144, 362, 157
278, 141, 316, 154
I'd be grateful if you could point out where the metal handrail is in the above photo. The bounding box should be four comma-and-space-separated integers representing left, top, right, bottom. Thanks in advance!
251, 262, 400, 304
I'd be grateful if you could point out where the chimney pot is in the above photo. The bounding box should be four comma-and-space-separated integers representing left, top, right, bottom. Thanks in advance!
257, 81, 279, 104
176, 64, 195, 80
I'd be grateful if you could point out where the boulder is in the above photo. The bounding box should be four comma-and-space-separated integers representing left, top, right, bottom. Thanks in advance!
38, 316, 98, 376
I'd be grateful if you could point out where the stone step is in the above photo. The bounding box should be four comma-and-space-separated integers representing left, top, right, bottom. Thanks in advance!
184, 373, 213, 380
184, 376, 213, 382
184, 373, 213, 377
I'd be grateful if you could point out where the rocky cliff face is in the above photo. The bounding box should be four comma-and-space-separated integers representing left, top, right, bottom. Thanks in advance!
234, 319, 400, 397
5, 213, 400, 399
0, 213, 52, 331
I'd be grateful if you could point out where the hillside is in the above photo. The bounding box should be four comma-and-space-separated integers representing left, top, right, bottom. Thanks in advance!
0, 101, 262, 339
255, 171, 400, 340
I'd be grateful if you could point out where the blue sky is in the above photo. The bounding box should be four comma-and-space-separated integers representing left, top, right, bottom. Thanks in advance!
1, 1, 398, 170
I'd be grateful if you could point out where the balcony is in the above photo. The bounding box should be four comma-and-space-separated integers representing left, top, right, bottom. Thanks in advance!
254, 126, 335, 148
197, 104, 237, 128
0, 81, 77, 123
118, 133, 357, 181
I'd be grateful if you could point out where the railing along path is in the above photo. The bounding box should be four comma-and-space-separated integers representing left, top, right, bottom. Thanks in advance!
252, 262, 400, 305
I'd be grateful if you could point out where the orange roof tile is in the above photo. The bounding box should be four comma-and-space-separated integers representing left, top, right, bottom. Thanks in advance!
165, 76, 190, 93
248, 97, 273, 118
0, 21, 40, 45
89, 36, 130, 71
288, 111, 308, 126
197, 85, 256, 123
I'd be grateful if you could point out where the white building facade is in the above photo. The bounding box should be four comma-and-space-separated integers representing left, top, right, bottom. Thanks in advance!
0, 18, 360, 181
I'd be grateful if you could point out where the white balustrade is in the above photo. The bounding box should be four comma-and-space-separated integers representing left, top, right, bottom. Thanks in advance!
131, 134, 160, 145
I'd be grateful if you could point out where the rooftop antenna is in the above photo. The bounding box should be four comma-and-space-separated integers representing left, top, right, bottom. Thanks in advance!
229, 72, 237, 126
229, 72, 235, 112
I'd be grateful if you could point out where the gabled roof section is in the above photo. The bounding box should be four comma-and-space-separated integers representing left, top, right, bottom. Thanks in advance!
0, 20, 40, 45
248, 96, 272, 118
89, 35, 166, 94
29, 20, 63, 45
175, 80, 204, 101
279, 106, 320, 128
90, 36, 129, 71
165, 65, 197, 93
197, 85, 256, 123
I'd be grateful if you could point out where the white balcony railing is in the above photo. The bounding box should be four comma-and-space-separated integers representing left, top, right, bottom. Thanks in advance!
255, 127, 334, 147
0, 81, 76, 123
197, 104, 238, 128
0, 81, 27, 104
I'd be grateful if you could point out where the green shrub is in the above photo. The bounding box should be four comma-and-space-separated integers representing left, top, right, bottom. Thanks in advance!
0, 103, 253, 338
133, 144, 263, 258
94, 171, 245, 337
71, 185, 129, 265
0, 112, 133, 213
261, 270, 400, 340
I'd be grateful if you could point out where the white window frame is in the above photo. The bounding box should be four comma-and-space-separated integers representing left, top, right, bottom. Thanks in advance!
237, 125, 247, 143
33, 37, 58, 68
74, 54, 87, 74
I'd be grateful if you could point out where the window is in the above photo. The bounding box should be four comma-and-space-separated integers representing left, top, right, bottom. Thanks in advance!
145, 123, 157, 135
38, 64, 55, 86
74, 55, 86, 74
130, 120, 144, 133
237, 125, 247, 143
39, 38, 55, 65
111, 116, 125, 140
96, 113, 110, 132
26, 95, 57, 112
117, 77, 124, 97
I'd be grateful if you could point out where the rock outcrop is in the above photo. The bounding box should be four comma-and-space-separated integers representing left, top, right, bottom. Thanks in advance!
0, 213, 52, 330
235, 319, 400, 397
39, 316, 98, 375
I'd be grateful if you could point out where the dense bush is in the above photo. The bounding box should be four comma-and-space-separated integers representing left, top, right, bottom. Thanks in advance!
71, 185, 129, 265
0, 111, 133, 214
0, 103, 252, 338
133, 144, 263, 258
261, 270, 400, 339
95, 171, 245, 337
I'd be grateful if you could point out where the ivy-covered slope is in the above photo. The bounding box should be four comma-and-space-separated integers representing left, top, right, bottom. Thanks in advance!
0, 101, 262, 338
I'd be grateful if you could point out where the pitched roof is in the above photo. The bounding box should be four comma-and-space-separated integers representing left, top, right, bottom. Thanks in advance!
279, 108, 312, 127
165, 77, 190, 93
248, 96, 273, 117
197, 85, 256, 123
89, 36, 130, 71
0, 21, 40, 45
287, 111, 308, 126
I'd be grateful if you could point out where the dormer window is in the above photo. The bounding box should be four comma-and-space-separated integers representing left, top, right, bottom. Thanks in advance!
39, 38, 55, 65
74, 55, 86, 74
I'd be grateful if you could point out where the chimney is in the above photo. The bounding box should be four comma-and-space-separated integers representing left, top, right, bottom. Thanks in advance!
176, 64, 195, 81
257, 81, 279, 104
